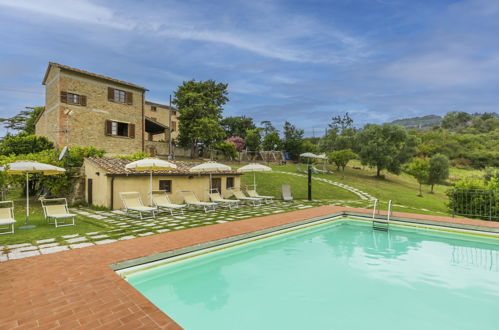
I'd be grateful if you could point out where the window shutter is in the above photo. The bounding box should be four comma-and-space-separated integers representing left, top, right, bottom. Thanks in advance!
129, 123, 135, 138
105, 120, 112, 136
60, 91, 68, 103
80, 95, 87, 106
126, 92, 133, 105
108, 87, 114, 101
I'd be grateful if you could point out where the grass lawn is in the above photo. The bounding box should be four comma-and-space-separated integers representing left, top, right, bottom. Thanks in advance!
240, 170, 359, 201
0, 193, 108, 245
251, 162, 458, 217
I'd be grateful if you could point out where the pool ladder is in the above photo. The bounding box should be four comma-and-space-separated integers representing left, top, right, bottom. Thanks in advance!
372, 199, 392, 231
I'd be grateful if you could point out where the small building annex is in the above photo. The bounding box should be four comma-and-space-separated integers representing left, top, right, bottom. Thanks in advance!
84, 158, 242, 210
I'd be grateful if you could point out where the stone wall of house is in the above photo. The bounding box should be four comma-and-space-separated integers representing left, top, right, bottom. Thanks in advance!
36, 67, 61, 146
59, 70, 145, 154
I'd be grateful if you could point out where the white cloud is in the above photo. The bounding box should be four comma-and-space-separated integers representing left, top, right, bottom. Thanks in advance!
0, 0, 134, 29
0, 0, 366, 64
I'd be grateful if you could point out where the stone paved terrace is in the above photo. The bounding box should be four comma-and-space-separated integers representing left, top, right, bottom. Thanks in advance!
1, 206, 498, 329
0, 200, 372, 262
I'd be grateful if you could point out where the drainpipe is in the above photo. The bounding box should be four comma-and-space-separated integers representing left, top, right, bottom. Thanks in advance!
141, 91, 145, 152
110, 176, 115, 210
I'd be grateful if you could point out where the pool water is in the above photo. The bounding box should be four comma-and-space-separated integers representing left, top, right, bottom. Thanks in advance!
125, 220, 499, 329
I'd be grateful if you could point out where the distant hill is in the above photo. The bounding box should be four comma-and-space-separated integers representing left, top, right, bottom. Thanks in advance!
391, 115, 442, 129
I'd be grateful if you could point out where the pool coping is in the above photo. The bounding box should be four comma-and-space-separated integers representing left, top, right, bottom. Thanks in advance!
1, 205, 498, 329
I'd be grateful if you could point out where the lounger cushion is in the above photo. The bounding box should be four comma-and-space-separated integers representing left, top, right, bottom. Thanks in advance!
0, 218, 15, 225
157, 203, 185, 209
128, 206, 156, 211
48, 213, 76, 218
190, 202, 216, 206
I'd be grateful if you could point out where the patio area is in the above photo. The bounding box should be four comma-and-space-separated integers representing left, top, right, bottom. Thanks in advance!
0, 200, 370, 262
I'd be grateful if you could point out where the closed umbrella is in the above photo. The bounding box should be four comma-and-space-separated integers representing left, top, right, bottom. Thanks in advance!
125, 158, 177, 205
189, 162, 231, 192
237, 163, 272, 188
1, 161, 65, 229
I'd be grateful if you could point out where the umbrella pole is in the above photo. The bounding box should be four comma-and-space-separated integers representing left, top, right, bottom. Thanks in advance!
209, 173, 212, 192
150, 170, 153, 206
26, 173, 29, 224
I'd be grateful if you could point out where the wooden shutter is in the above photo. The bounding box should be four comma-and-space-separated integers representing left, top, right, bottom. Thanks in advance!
79, 95, 87, 106
128, 123, 135, 138
171, 121, 176, 131
105, 120, 112, 136
108, 87, 114, 101
60, 91, 68, 103
126, 92, 133, 105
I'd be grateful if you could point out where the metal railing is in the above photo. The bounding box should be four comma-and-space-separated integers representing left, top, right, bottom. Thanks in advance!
449, 189, 498, 221
372, 199, 392, 231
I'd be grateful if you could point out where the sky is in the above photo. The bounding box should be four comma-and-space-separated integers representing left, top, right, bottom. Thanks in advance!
0, 0, 498, 136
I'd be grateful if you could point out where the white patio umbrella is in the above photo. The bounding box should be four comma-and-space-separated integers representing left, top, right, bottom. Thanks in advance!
189, 162, 231, 192
125, 158, 177, 205
1, 161, 65, 229
237, 163, 272, 188
300, 152, 319, 158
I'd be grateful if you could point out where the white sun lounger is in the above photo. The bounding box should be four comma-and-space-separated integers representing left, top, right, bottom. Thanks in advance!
120, 192, 156, 219
229, 188, 262, 206
208, 190, 239, 209
281, 185, 293, 201
150, 190, 186, 215
246, 188, 274, 204
41, 198, 76, 227
0, 201, 16, 234
181, 191, 217, 213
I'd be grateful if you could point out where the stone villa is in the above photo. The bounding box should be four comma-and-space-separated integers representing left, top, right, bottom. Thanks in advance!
35, 62, 179, 157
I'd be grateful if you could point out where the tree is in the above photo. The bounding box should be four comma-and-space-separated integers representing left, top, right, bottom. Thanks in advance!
283, 121, 304, 160
328, 149, 357, 178
0, 133, 54, 156
441, 111, 472, 130
260, 121, 277, 136
214, 141, 237, 160
329, 112, 353, 133
301, 139, 319, 154
0, 106, 43, 134
220, 116, 256, 138
428, 153, 450, 193
245, 129, 261, 152
172, 80, 228, 157
357, 124, 419, 177
404, 158, 430, 196
262, 132, 282, 151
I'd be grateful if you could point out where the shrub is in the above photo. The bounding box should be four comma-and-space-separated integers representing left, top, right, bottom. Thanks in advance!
225, 136, 245, 152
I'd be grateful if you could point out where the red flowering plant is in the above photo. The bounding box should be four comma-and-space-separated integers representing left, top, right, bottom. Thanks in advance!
226, 136, 245, 152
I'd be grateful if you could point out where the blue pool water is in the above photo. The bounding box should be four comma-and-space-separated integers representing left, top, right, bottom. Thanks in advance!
125, 220, 499, 329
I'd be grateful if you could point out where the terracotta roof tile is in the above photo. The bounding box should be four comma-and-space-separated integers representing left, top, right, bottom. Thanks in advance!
43, 62, 148, 91
85, 157, 240, 176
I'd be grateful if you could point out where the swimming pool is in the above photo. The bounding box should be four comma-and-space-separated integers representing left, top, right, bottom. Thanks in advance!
122, 219, 499, 329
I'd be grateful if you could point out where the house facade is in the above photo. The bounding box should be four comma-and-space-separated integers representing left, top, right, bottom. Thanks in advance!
35, 63, 177, 156
84, 158, 241, 209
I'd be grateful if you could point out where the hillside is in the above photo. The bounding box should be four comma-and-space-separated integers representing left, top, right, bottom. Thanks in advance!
391, 115, 442, 129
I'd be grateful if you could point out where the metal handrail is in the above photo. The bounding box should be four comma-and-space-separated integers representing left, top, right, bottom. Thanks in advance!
387, 200, 392, 222
372, 199, 378, 219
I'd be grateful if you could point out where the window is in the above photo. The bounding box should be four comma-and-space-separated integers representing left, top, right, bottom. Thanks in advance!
105, 120, 135, 138
108, 87, 133, 105
159, 180, 172, 193
226, 177, 235, 189
171, 110, 177, 116
151, 106, 157, 111
60, 91, 86, 106
171, 121, 177, 131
